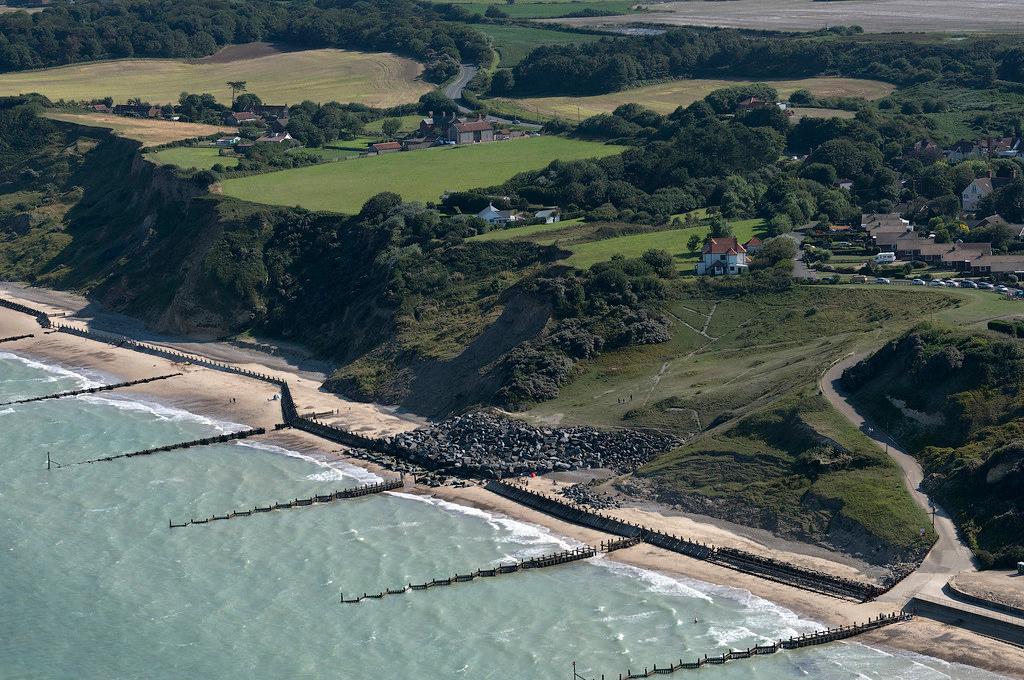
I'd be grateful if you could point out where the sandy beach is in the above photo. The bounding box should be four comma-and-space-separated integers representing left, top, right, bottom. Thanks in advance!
2, 298, 1021, 677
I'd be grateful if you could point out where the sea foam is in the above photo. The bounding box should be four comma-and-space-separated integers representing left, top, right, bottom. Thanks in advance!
235, 440, 384, 484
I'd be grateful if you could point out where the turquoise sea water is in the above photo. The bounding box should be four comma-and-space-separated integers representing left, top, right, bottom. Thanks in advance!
0, 351, 1005, 679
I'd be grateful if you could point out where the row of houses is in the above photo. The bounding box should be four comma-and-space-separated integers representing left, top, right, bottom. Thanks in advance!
865, 213, 1024, 275
945, 136, 1022, 162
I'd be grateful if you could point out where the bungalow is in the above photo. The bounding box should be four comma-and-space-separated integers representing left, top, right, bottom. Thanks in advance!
534, 207, 561, 224
448, 118, 494, 144
963, 173, 1012, 212
969, 254, 1024, 276
255, 131, 295, 145
941, 242, 993, 271
369, 141, 402, 155
874, 228, 920, 251
696, 236, 748, 276
477, 203, 523, 227
215, 136, 241, 147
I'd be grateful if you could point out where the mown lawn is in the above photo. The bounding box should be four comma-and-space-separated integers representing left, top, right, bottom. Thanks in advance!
220, 137, 624, 213
144, 146, 239, 170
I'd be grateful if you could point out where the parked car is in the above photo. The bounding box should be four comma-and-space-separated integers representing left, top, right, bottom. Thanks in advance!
911, 279, 926, 286
996, 285, 1009, 293
875, 277, 891, 284
978, 282, 995, 290
929, 280, 946, 287
961, 280, 978, 289
945, 280, 960, 288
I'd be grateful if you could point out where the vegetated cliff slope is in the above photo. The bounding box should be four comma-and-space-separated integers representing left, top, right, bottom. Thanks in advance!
842, 327, 1024, 568
1, 104, 677, 415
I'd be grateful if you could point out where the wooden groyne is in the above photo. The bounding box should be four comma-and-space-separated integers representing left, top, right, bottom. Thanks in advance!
66, 428, 265, 466
0, 333, 34, 344
0, 296, 51, 327
485, 480, 883, 602
613, 612, 911, 679
52, 324, 287, 388
0, 373, 182, 406
340, 540, 639, 604
168, 478, 404, 528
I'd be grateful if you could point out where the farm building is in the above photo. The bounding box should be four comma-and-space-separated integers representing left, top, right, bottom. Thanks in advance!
369, 141, 402, 155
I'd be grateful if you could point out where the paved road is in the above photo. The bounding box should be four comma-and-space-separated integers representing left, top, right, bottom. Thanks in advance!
444, 64, 479, 105
445, 63, 543, 130
819, 353, 977, 608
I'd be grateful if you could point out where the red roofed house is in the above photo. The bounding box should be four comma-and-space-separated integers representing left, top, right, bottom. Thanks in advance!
369, 141, 402, 155
743, 236, 763, 254
447, 116, 494, 144
696, 236, 749, 276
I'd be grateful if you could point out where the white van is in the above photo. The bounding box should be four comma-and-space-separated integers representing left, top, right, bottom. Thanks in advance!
874, 252, 896, 264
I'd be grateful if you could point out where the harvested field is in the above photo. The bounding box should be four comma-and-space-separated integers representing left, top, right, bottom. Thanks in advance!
0, 47, 430, 107
498, 77, 893, 120
43, 112, 228, 147
548, 0, 1024, 33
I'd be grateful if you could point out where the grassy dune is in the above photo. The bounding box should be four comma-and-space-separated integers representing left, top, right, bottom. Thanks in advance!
43, 112, 228, 147
220, 137, 624, 213
497, 77, 894, 120
0, 48, 430, 107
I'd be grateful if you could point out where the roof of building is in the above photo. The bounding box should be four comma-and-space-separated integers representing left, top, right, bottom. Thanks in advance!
453, 120, 493, 133
534, 208, 560, 218
970, 254, 1024, 271
255, 132, 293, 143
743, 236, 763, 247
968, 176, 1012, 194
704, 236, 746, 255
370, 141, 401, 151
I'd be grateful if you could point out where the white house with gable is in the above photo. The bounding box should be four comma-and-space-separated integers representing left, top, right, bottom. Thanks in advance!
477, 203, 524, 227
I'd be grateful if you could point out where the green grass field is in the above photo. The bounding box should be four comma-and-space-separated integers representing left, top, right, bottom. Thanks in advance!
466, 24, 608, 66
565, 218, 765, 269
0, 48, 430, 107
220, 137, 624, 213
469, 217, 584, 242
363, 114, 423, 134
144, 146, 239, 170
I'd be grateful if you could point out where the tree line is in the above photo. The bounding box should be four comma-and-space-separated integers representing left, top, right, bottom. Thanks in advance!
494, 27, 1024, 96
0, 0, 492, 77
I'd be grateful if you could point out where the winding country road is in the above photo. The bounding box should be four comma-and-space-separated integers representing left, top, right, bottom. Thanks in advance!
445, 63, 543, 129
819, 354, 977, 605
